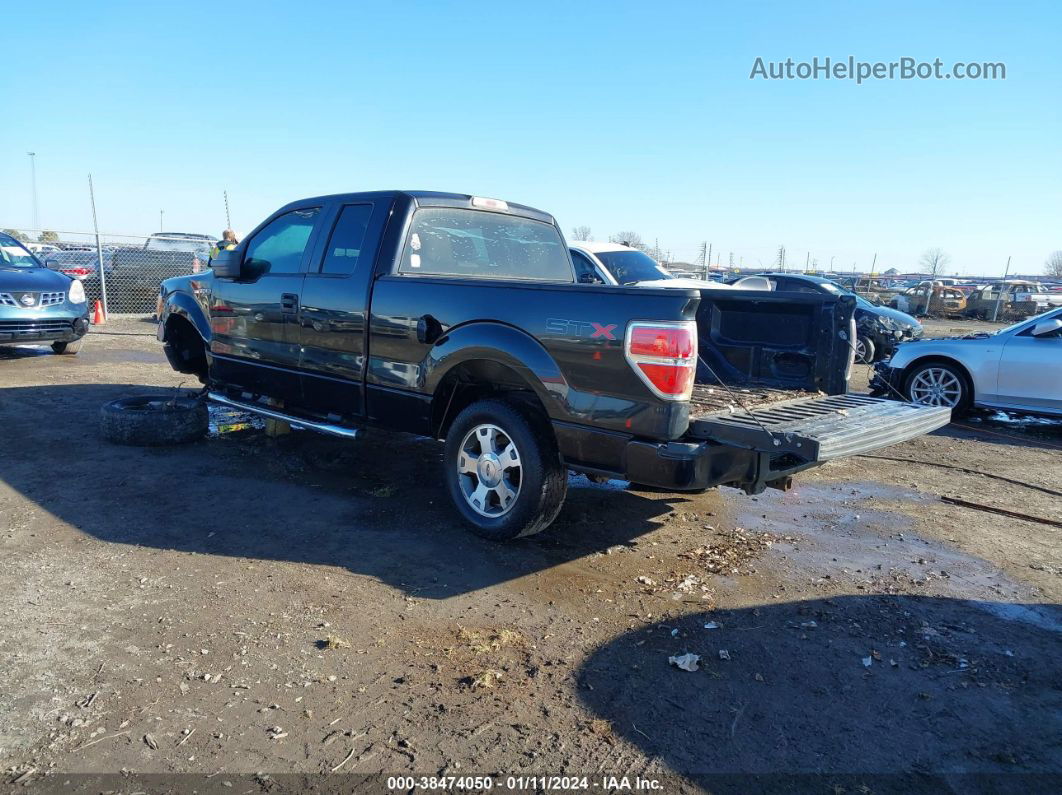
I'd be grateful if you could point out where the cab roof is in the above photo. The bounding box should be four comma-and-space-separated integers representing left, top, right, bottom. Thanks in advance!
274, 190, 556, 225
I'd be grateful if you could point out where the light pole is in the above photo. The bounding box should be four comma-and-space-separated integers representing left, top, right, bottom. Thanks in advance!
160, 210, 165, 232
830, 256, 836, 272
27, 152, 39, 230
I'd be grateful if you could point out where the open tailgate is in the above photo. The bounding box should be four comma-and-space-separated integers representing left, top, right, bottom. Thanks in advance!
688, 392, 951, 462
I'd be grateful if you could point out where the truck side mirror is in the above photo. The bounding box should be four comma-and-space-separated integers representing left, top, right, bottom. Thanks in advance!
1031, 318, 1062, 337
211, 248, 243, 280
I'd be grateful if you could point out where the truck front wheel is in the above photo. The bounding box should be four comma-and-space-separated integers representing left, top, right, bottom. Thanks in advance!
443, 398, 567, 540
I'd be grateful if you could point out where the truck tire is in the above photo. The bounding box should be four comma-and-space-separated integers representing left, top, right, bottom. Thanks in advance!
51, 338, 84, 355
443, 398, 567, 541
100, 395, 209, 446
854, 336, 875, 364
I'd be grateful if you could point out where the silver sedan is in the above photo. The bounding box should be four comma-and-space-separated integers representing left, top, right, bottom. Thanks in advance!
871, 307, 1062, 416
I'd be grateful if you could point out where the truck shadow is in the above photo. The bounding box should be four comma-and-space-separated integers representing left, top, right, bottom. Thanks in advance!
0, 383, 695, 599
576, 594, 1062, 791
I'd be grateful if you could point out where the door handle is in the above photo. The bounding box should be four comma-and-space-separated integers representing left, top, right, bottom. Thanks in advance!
281, 293, 299, 313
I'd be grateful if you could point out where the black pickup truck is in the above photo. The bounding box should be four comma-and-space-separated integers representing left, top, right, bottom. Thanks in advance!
157, 190, 950, 540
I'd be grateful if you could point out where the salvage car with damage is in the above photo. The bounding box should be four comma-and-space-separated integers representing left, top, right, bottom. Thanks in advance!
872, 307, 1062, 416
145, 190, 952, 540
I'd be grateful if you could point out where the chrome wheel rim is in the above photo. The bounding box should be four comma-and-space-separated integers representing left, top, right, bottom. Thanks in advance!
457, 423, 522, 518
855, 339, 869, 362
909, 367, 963, 407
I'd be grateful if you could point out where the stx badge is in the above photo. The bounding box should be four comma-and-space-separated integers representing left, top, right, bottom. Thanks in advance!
545, 318, 618, 340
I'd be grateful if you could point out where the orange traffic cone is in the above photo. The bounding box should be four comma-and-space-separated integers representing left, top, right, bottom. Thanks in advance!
92, 299, 106, 325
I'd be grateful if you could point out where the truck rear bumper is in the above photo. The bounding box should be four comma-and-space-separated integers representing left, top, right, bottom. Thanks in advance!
624, 439, 811, 494
558, 393, 951, 495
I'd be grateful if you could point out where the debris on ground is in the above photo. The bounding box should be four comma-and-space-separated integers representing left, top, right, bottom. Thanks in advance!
321, 635, 351, 650
668, 653, 701, 672
463, 669, 504, 690
704, 621, 721, 629
718, 649, 731, 661
636, 576, 656, 586
679, 527, 797, 575
143, 733, 159, 750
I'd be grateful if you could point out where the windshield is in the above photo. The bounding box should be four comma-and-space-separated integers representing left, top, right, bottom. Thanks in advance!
0, 237, 40, 268
594, 250, 671, 284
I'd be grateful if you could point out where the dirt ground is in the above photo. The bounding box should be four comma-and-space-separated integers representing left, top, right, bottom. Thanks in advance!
1, 317, 1060, 793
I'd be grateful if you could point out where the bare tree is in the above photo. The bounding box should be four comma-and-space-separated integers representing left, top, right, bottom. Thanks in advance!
609, 231, 646, 251
571, 225, 592, 242
1046, 250, 1062, 278
919, 247, 951, 276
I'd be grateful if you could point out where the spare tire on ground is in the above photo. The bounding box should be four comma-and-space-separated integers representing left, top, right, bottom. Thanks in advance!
100, 394, 209, 446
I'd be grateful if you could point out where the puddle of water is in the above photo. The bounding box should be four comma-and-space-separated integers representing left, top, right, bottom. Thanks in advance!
733, 481, 1037, 602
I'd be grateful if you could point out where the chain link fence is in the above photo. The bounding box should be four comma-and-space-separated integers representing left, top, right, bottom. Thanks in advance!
3, 228, 215, 316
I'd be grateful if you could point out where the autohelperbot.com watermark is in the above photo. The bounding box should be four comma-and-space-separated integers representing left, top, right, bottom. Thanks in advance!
750, 56, 1006, 84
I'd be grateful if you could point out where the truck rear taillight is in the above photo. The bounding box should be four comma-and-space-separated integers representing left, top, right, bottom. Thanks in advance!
624, 321, 697, 401
62, 267, 92, 278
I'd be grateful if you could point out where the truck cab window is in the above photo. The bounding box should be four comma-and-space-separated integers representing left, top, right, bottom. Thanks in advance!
321, 204, 374, 275
398, 208, 573, 282
244, 208, 320, 274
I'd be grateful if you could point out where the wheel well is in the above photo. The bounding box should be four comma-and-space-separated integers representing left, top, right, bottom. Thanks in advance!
431, 359, 549, 439
902, 355, 974, 397
165, 314, 208, 379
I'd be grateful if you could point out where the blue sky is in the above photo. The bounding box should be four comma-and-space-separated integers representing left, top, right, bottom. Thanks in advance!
2, 1, 1059, 275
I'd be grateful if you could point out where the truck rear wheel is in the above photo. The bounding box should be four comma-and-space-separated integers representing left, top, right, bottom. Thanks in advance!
443, 398, 567, 541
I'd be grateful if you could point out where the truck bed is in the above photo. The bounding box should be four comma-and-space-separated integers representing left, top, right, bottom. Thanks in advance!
689, 383, 818, 415
688, 389, 952, 462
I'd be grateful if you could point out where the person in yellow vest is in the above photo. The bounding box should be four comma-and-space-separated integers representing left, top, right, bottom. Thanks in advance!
210, 228, 239, 260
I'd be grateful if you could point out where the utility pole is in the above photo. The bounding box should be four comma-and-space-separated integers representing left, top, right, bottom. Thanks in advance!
27, 152, 39, 230
706, 243, 712, 278
160, 210, 165, 232
224, 189, 232, 230
88, 174, 109, 318
804, 252, 810, 273
991, 256, 1012, 322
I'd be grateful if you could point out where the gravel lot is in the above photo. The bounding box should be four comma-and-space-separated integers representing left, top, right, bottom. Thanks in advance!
2, 317, 1060, 792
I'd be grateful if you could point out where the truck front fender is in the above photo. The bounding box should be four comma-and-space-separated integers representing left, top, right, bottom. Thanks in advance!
423, 321, 569, 415
161, 290, 211, 343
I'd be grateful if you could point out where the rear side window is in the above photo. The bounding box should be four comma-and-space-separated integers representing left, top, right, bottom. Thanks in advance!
398, 208, 573, 282
321, 204, 374, 275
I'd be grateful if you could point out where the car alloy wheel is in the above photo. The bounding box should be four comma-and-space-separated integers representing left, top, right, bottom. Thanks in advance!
908, 366, 963, 407
457, 423, 522, 518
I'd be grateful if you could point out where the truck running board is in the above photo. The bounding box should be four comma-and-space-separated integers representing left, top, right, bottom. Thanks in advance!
207, 392, 360, 439
688, 393, 951, 462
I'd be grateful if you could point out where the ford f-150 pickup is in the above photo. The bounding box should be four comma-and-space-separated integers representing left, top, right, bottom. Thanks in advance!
157, 190, 951, 540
